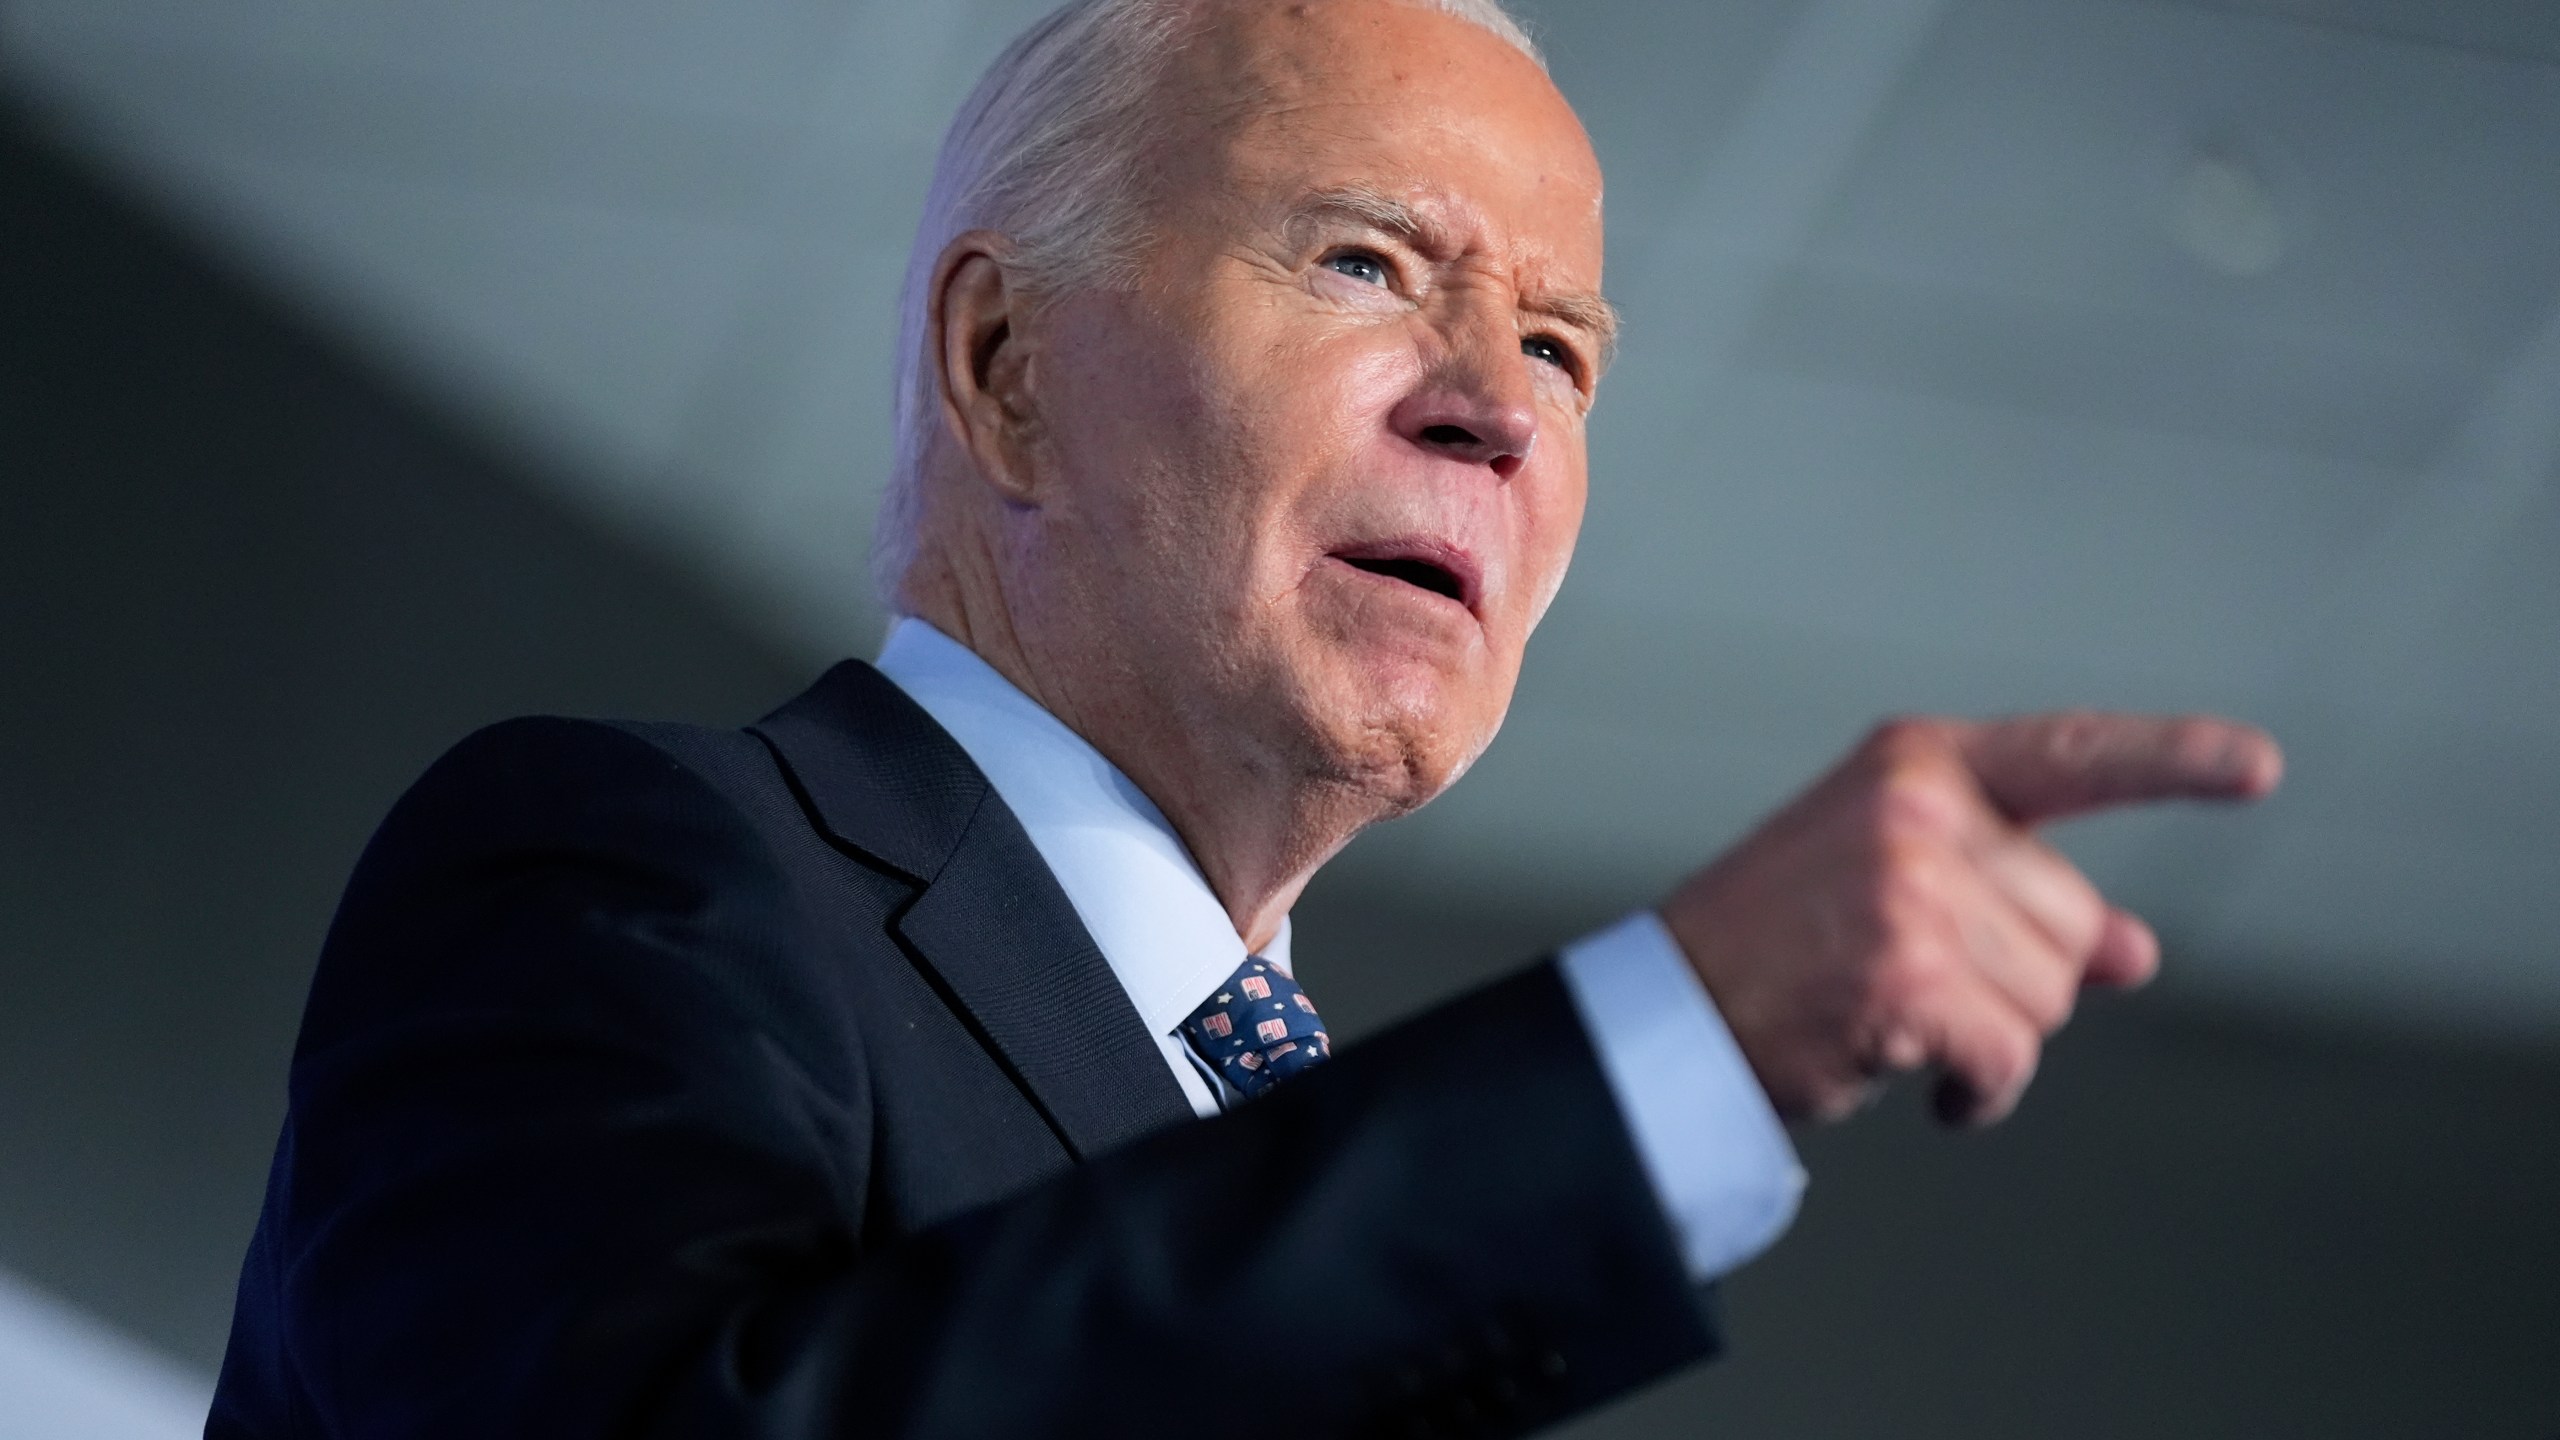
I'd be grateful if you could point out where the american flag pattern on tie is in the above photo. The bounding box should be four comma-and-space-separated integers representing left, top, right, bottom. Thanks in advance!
1179, 957, 1331, 1101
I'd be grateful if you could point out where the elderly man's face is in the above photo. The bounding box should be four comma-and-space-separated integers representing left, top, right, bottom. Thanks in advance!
1018, 0, 1607, 816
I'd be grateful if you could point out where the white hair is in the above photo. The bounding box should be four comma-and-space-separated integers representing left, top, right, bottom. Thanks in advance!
869, 0, 1544, 606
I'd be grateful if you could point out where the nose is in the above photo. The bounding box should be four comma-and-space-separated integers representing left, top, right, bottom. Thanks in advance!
1388, 331, 1539, 481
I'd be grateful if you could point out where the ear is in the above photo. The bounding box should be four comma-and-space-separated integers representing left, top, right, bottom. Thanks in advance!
930, 230, 1046, 504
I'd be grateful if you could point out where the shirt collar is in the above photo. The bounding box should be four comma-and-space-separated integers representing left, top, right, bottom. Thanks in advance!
872, 617, 1290, 1038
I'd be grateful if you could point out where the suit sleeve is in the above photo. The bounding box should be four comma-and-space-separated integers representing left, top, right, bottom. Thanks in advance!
209, 718, 1716, 1440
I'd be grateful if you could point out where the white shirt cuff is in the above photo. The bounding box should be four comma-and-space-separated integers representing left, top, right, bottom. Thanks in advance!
1557, 910, 1807, 1282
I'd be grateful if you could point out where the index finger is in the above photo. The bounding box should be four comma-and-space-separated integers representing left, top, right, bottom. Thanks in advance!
1955, 712, 2283, 825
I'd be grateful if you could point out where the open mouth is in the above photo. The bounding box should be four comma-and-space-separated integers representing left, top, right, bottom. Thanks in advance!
1328, 542, 1480, 614
1340, 554, 1466, 604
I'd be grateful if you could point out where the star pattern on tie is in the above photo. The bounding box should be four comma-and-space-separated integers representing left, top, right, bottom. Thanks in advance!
1179, 957, 1331, 1101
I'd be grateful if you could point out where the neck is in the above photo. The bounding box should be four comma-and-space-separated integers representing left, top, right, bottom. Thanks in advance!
899, 551, 1380, 954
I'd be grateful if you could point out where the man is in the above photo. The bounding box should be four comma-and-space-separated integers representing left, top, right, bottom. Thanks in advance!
209, 0, 2282, 1435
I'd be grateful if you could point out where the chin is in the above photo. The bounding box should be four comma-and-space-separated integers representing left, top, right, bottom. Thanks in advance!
1291, 644, 1508, 817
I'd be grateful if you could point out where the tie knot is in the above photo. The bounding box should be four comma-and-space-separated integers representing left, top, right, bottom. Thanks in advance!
1178, 957, 1331, 1102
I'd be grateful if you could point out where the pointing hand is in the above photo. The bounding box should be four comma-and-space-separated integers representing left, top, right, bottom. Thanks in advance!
1659, 713, 2283, 1126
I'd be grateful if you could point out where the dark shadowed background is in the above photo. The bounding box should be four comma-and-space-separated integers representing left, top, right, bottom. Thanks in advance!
2, 1, 2556, 1434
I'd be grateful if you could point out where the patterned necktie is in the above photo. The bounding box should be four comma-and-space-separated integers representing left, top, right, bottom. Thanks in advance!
1178, 956, 1331, 1102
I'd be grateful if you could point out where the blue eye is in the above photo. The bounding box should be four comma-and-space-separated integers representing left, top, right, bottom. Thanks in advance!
1323, 251, 1389, 286
1523, 335, 1572, 372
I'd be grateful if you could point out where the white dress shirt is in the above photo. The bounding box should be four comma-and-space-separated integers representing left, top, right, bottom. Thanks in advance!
875, 617, 1805, 1281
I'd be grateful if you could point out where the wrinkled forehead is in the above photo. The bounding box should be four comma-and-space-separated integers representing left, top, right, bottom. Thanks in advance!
1148, 0, 1606, 280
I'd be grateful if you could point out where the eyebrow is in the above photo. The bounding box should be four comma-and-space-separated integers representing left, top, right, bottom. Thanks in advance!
1529, 289, 1621, 372
1283, 183, 1622, 369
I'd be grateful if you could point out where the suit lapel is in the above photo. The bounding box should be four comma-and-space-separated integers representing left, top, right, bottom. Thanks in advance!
753, 661, 1195, 1160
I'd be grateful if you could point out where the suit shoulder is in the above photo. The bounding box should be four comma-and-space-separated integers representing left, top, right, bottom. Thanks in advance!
306, 711, 865, 1075
380, 713, 791, 852
420, 712, 760, 798
325, 715, 804, 968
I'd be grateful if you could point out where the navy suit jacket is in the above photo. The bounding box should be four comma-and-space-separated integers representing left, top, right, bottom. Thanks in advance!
209, 660, 1717, 1438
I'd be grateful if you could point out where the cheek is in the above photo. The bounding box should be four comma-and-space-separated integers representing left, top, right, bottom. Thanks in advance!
1217, 327, 1425, 561
1041, 316, 1245, 566
1041, 312, 1192, 483
1242, 328, 1419, 473
1509, 449, 1589, 628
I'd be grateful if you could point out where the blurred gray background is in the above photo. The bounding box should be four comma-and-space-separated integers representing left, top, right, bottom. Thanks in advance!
1, 0, 2555, 1434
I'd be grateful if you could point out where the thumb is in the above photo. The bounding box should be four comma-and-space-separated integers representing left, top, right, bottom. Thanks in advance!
2082, 908, 2161, 989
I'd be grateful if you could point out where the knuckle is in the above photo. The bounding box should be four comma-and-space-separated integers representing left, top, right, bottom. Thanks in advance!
1863, 714, 1929, 753
2053, 858, 2108, 921
1869, 762, 1971, 842
1872, 936, 1956, 1010
1861, 715, 1951, 769
2056, 894, 2114, 965
2015, 836, 2110, 950
2041, 709, 2107, 768
1865, 843, 1936, 918
2029, 976, 2078, 1033
2065, 905, 2112, 964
